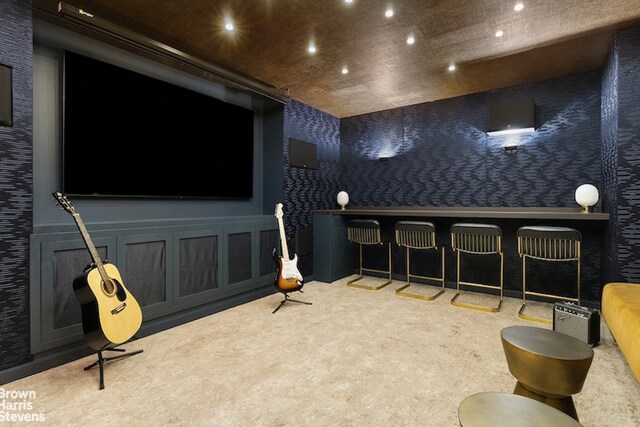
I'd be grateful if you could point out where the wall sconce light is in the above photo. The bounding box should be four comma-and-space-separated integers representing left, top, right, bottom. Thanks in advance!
504, 144, 518, 154
575, 184, 599, 213
337, 191, 349, 210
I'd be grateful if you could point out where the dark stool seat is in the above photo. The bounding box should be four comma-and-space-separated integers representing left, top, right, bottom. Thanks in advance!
517, 226, 582, 324
394, 221, 445, 301
450, 223, 503, 312
346, 219, 392, 290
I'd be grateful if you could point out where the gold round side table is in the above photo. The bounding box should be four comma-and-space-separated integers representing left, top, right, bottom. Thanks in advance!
501, 325, 594, 421
458, 392, 583, 426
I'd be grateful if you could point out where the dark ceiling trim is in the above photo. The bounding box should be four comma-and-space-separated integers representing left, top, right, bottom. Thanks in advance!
53, 1, 289, 104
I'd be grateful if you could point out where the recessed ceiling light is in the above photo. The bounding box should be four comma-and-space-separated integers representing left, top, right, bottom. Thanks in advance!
341, 66, 349, 75
308, 43, 317, 54
448, 64, 456, 72
407, 35, 415, 45
495, 30, 504, 37
224, 19, 234, 32
514, 2, 524, 11
345, 0, 353, 4
385, 8, 394, 18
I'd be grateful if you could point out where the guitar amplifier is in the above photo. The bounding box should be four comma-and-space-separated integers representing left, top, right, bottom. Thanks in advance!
553, 302, 600, 347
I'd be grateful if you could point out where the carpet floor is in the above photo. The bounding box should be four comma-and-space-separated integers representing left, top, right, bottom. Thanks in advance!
4, 277, 640, 426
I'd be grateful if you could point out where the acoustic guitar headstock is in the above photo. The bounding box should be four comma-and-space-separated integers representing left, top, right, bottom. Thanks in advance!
52, 191, 77, 215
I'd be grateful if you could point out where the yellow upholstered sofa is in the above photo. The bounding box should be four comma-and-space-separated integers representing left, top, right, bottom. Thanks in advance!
602, 282, 640, 382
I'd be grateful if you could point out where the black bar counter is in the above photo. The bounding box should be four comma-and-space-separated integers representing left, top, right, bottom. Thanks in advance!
312, 206, 608, 305
314, 206, 608, 221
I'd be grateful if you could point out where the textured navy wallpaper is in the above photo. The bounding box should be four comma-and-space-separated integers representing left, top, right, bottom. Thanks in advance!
283, 100, 340, 276
0, 0, 33, 371
601, 36, 620, 283
614, 26, 640, 283
340, 72, 602, 207
339, 72, 606, 303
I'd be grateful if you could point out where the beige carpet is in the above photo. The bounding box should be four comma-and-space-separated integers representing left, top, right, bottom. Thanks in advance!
4, 277, 640, 426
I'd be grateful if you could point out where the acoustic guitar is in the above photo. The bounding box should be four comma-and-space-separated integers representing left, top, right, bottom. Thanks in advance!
52, 192, 143, 350
273, 203, 304, 293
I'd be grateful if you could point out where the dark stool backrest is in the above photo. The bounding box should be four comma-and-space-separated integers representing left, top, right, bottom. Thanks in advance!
347, 219, 383, 245
395, 221, 436, 249
517, 226, 581, 261
450, 223, 502, 254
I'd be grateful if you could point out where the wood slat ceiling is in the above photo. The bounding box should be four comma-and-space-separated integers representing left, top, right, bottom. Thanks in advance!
33, 0, 640, 118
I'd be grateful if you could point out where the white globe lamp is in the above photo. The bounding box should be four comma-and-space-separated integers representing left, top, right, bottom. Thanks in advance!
575, 184, 599, 213
337, 191, 349, 210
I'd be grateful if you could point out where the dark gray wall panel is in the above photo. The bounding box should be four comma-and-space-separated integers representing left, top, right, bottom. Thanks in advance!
52, 247, 107, 329
125, 241, 167, 307
0, 0, 33, 371
179, 236, 218, 297
259, 229, 279, 276
228, 232, 252, 284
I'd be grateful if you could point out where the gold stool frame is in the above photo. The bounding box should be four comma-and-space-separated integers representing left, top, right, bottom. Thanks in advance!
394, 221, 445, 301
517, 226, 581, 324
346, 219, 392, 290
450, 223, 503, 313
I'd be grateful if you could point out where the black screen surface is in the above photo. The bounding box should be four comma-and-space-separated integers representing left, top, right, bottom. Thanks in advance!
63, 51, 254, 199
288, 138, 317, 170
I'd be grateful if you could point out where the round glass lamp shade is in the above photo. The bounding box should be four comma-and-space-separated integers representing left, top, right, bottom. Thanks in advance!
575, 184, 599, 213
337, 191, 349, 210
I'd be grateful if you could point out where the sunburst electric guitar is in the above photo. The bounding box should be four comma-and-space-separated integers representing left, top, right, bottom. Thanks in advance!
52, 192, 143, 351
273, 203, 304, 293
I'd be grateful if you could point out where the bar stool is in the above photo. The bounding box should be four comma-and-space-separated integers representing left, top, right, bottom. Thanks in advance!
517, 226, 581, 324
450, 223, 504, 312
394, 221, 445, 301
346, 219, 392, 290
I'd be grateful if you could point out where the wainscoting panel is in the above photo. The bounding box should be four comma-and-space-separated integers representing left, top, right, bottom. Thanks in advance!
118, 233, 172, 321
227, 231, 253, 286
173, 229, 222, 309
33, 237, 116, 353
30, 216, 277, 356
259, 229, 279, 277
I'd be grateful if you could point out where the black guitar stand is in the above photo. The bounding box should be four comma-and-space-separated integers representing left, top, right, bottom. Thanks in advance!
84, 343, 143, 390
272, 290, 312, 314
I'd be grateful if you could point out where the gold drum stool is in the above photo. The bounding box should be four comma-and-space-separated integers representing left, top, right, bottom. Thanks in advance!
346, 219, 392, 290
458, 392, 583, 427
394, 221, 445, 301
501, 325, 594, 421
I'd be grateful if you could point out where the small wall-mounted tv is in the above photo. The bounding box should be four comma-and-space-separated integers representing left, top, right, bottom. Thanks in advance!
288, 138, 317, 170
62, 51, 254, 199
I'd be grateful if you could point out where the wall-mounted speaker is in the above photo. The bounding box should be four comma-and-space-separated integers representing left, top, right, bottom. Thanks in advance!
0, 64, 12, 127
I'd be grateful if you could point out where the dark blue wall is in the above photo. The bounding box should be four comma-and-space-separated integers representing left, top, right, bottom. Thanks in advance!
601, 35, 620, 284
283, 100, 340, 276
340, 72, 602, 208
606, 26, 640, 283
0, 0, 33, 371
338, 71, 607, 303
